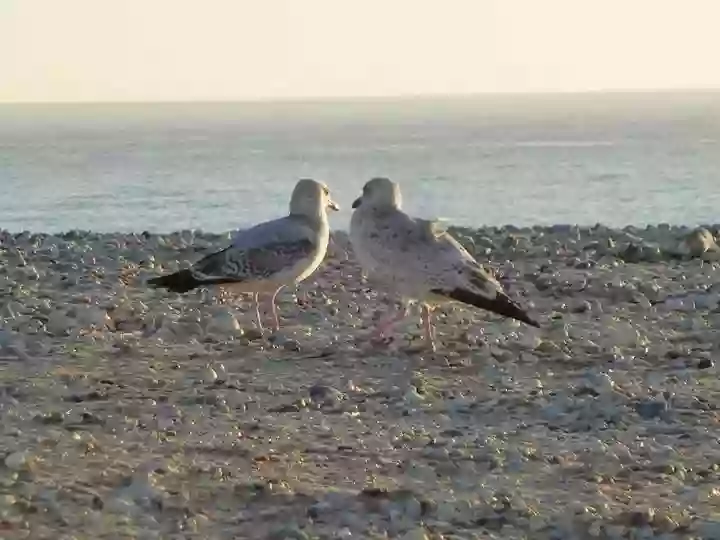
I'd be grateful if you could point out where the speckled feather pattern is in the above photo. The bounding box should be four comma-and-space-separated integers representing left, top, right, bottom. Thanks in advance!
350, 207, 503, 303
190, 237, 320, 282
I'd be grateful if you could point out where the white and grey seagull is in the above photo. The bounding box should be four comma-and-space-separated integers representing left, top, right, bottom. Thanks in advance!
147, 178, 339, 334
349, 177, 539, 350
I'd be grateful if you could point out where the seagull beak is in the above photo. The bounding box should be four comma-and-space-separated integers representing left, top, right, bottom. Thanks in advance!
351, 197, 362, 209
328, 199, 340, 212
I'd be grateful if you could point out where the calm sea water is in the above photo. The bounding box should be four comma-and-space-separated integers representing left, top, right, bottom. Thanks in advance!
1, 92, 718, 233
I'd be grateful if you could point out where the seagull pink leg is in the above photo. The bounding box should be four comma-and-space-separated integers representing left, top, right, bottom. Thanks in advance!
253, 292, 264, 335
269, 286, 284, 332
420, 303, 437, 351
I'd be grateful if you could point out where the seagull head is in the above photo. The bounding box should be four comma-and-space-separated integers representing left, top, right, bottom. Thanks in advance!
290, 178, 340, 218
352, 177, 402, 210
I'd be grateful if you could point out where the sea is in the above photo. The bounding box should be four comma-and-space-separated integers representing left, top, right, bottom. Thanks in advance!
1, 91, 718, 234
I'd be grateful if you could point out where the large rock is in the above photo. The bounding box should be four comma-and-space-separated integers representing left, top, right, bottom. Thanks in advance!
682, 227, 720, 259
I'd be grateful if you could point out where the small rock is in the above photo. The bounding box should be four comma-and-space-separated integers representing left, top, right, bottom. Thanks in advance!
75, 306, 113, 330
4, 451, 29, 471
202, 366, 218, 384
635, 399, 669, 420
309, 384, 344, 404
283, 339, 302, 352
398, 527, 429, 540
684, 227, 720, 257
697, 358, 714, 369
618, 507, 655, 527
585, 371, 616, 395
268, 524, 310, 540
215, 363, 228, 380
0, 330, 31, 361
34, 411, 65, 425
243, 328, 264, 341
571, 300, 593, 313
307, 500, 332, 519
403, 386, 426, 406
46, 311, 71, 336
534, 340, 560, 354
205, 308, 242, 336
0, 494, 17, 508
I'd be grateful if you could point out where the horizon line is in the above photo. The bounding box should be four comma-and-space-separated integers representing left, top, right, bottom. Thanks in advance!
2, 87, 719, 106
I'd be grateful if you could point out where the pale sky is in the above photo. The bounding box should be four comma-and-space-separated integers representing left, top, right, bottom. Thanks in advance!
1, 0, 719, 102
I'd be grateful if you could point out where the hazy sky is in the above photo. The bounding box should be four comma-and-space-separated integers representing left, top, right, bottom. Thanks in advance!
2, 0, 719, 102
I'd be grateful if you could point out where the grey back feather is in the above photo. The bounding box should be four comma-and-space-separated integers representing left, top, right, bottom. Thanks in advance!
231, 215, 318, 250
191, 214, 322, 281
192, 238, 316, 281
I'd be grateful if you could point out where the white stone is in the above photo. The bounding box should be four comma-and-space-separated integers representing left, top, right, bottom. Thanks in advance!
4, 451, 29, 471
205, 307, 242, 335
202, 367, 218, 384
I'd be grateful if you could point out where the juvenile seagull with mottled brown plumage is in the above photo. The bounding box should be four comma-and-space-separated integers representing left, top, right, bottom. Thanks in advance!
349, 177, 539, 351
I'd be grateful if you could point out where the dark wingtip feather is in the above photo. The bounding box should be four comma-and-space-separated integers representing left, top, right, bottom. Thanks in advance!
146, 269, 200, 294
432, 287, 540, 327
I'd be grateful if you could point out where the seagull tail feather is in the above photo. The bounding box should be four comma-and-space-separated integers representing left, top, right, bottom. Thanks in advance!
147, 269, 201, 294
432, 287, 540, 327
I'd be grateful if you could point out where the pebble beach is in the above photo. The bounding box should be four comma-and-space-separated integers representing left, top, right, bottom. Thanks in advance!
2, 223, 720, 539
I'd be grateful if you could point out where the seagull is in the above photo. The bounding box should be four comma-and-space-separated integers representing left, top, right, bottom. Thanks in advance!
349, 177, 539, 350
147, 179, 339, 334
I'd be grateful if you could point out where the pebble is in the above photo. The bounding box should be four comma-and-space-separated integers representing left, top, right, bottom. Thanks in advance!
215, 362, 228, 380
398, 528, 429, 540
205, 307, 242, 335
697, 358, 714, 369
308, 384, 345, 404
283, 338, 302, 352
684, 227, 720, 257
635, 399, 669, 420
45, 311, 71, 336
0, 330, 31, 361
585, 371, 616, 395
268, 525, 310, 540
4, 451, 29, 471
202, 366, 218, 384
534, 340, 560, 354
